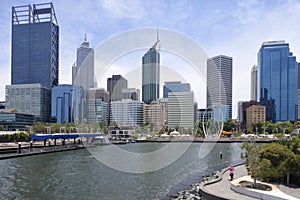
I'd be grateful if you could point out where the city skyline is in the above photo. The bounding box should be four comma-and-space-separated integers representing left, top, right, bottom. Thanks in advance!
1, 0, 300, 118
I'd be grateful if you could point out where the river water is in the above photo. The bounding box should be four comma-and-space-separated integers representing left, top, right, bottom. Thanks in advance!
0, 142, 244, 200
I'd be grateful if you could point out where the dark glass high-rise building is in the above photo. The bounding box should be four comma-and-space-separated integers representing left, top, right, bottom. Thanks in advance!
142, 37, 160, 104
207, 55, 233, 119
11, 3, 59, 87
107, 75, 128, 102
258, 41, 298, 122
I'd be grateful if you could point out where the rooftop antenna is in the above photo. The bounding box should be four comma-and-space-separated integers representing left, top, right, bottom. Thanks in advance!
155, 25, 161, 51
156, 25, 159, 42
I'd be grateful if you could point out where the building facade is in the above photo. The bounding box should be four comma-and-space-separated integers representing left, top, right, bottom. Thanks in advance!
246, 105, 266, 131
168, 92, 194, 130
258, 41, 298, 122
250, 65, 258, 101
196, 108, 213, 122
11, 3, 59, 88
51, 84, 85, 124
142, 38, 160, 104
298, 63, 300, 120
207, 55, 232, 119
87, 88, 110, 124
110, 99, 144, 128
144, 103, 165, 133
6, 84, 51, 122
72, 36, 95, 89
107, 75, 128, 102
122, 88, 140, 101
0, 112, 34, 131
163, 81, 190, 98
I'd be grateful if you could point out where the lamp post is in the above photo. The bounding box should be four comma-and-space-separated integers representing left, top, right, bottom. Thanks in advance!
46, 126, 51, 135
60, 127, 66, 134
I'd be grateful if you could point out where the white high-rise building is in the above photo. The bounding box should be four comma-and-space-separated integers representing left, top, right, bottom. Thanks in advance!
168, 92, 194, 130
207, 55, 232, 119
250, 65, 258, 101
72, 35, 95, 89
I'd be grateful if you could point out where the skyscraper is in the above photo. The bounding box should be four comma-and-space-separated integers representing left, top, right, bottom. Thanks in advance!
11, 3, 59, 87
107, 75, 128, 102
298, 63, 300, 120
250, 65, 258, 101
72, 35, 95, 89
258, 41, 298, 122
207, 55, 233, 119
163, 81, 190, 98
142, 33, 160, 104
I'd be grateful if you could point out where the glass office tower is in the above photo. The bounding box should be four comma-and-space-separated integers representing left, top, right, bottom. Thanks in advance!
258, 41, 298, 122
11, 3, 59, 87
142, 37, 160, 104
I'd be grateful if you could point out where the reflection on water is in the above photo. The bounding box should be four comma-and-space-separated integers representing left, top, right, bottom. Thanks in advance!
0, 143, 244, 200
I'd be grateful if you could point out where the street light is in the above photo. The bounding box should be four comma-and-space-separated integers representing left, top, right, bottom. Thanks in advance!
60, 127, 66, 134
46, 126, 51, 134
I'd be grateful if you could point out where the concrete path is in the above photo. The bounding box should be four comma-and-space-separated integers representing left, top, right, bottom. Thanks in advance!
203, 165, 300, 200
203, 165, 257, 200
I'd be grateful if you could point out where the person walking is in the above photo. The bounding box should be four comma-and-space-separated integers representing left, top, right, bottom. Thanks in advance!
229, 165, 234, 181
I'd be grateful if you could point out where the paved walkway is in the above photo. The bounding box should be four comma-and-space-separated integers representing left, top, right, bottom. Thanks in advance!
203, 165, 300, 200
204, 165, 257, 200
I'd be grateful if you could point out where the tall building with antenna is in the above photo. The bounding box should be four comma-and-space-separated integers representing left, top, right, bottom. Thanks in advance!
142, 29, 160, 104
72, 34, 95, 89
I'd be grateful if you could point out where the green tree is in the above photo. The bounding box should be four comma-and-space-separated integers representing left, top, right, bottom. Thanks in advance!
241, 142, 262, 185
252, 121, 264, 134
33, 122, 47, 133
223, 119, 237, 132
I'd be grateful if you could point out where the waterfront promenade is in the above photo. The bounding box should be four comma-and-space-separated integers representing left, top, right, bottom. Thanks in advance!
0, 141, 84, 160
174, 164, 300, 199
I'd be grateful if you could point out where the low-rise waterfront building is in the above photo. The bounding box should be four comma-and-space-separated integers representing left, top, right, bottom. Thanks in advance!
0, 111, 34, 130
5, 84, 51, 122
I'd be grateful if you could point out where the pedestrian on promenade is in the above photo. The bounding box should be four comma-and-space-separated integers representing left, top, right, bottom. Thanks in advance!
229, 165, 234, 181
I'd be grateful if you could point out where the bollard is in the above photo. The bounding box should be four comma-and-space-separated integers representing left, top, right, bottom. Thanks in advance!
30, 140, 33, 150
54, 139, 56, 146
44, 140, 46, 147
18, 142, 21, 154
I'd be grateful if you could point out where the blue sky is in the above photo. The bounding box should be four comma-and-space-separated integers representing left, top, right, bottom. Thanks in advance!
1, 0, 300, 118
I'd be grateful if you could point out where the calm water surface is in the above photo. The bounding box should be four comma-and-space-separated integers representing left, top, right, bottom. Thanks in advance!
0, 143, 244, 200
